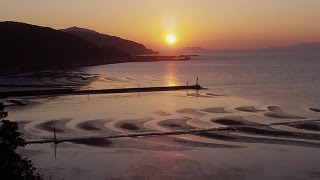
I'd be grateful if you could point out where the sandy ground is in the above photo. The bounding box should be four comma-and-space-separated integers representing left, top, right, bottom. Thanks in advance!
9, 91, 320, 180
2, 71, 320, 180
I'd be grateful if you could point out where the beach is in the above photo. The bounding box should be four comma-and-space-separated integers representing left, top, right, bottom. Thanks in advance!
2, 54, 320, 179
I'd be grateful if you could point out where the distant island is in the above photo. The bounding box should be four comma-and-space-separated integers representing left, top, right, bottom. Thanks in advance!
179, 43, 320, 54
267, 42, 320, 53
178, 47, 209, 53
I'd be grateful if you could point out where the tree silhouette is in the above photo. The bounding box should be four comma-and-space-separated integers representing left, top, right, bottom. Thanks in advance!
0, 102, 43, 180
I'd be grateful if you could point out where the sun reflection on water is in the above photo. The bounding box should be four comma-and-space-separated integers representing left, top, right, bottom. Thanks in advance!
165, 62, 178, 86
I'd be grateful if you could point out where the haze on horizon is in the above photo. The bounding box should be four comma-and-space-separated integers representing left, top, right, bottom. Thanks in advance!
1, 0, 320, 50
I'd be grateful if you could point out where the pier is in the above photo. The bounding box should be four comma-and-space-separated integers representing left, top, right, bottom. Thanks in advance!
0, 85, 204, 98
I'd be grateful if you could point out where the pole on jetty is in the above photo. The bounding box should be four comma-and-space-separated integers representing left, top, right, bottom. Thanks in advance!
138, 82, 141, 97
54, 143, 57, 159
53, 123, 57, 159
86, 86, 90, 101
53, 123, 57, 144
196, 77, 199, 98
186, 81, 189, 95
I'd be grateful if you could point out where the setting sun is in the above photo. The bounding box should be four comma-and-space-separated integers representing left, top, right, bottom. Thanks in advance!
166, 34, 176, 45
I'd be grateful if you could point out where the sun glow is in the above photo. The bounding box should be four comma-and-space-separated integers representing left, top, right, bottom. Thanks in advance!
166, 34, 176, 45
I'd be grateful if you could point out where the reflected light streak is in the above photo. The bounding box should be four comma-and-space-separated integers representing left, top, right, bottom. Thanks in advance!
165, 62, 178, 86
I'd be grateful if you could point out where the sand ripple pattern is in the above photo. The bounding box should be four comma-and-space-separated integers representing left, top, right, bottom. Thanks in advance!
264, 106, 307, 119
113, 117, 156, 133
177, 108, 207, 117
19, 104, 320, 148
202, 107, 231, 114
157, 117, 195, 131
75, 119, 113, 134
0, 71, 97, 89
200, 116, 320, 147
235, 106, 265, 113
35, 119, 73, 133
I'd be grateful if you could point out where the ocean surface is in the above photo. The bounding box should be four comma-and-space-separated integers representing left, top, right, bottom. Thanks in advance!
86, 53, 320, 105
4, 53, 320, 180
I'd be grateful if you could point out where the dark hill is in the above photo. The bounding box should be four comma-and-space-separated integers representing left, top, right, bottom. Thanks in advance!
61, 26, 157, 55
0, 21, 128, 73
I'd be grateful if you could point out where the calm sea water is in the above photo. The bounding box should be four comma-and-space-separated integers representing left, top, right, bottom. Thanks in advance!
84, 53, 320, 107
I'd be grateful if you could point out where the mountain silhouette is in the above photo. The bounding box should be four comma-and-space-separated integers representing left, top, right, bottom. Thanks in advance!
0, 21, 128, 73
61, 26, 157, 55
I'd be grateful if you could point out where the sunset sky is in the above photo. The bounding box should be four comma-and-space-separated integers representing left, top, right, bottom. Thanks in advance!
1, 0, 320, 50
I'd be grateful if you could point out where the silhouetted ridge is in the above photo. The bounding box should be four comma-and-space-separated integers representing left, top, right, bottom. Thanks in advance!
269, 42, 320, 53
0, 21, 127, 73
61, 26, 157, 55
62, 26, 99, 34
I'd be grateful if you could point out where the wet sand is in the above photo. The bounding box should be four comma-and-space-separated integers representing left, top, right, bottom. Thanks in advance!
177, 108, 207, 117
211, 116, 260, 126
35, 119, 72, 133
235, 106, 265, 113
11, 97, 320, 180
264, 106, 307, 119
0, 70, 97, 90
72, 137, 112, 147
287, 121, 320, 131
202, 107, 231, 113
16, 120, 37, 139
186, 92, 224, 98
210, 116, 320, 141
72, 136, 241, 149
310, 108, 320, 113
16, 100, 320, 149
76, 119, 112, 132
4, 74, 320, 179
157, 117, 195, 131
114, 117, 155, 132
153, 110, 172, 116
196, 130, 320, 148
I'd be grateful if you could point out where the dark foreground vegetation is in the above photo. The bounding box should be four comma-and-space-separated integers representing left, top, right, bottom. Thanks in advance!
0, 102, 43, 180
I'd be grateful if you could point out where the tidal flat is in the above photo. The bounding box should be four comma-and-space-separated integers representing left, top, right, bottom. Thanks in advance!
3, 59, 320, 179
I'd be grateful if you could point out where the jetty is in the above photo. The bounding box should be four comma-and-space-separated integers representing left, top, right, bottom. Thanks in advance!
131, 54, 200, 62
0, 85, 204, 98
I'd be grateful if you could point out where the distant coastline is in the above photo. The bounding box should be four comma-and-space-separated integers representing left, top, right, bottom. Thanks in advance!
0, 55, 194, 75
179, 43, 320, 54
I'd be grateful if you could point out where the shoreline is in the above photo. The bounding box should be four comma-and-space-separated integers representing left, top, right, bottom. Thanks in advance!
0, 55, 196, 76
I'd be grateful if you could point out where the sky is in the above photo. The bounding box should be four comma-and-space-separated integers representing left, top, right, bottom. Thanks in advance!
1, 0, 320, 50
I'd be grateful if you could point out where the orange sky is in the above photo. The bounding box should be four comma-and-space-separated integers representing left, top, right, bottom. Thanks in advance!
1, 0, 320, 50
